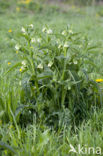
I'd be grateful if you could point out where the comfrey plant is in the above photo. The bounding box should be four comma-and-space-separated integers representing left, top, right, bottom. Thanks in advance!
8, 24, 102, 128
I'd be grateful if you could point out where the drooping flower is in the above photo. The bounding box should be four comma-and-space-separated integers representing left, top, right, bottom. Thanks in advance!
31, 38, 36, 43
58, 44, 62, 49
15, 44, 20, 50
73, 59, 78, 64
37, 64, 43, 69
21, 27, 26, 34
42, 27, 47, 32
22, 60, 26, 66
62, 30, 67, 36
37, 38, 41, 43
29, 24, 34, 28
47, 29, 53, 34
68, 86, 71, 90
64, 42, 69, 48
69, 30, 73, 34
48, 61, 53, 67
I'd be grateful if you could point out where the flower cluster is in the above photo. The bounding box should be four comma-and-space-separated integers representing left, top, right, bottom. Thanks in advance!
31, 38, 41, 44
20, 60, 27, 72
42, 27, 53, 34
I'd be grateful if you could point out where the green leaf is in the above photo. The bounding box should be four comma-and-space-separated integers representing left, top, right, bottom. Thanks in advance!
37, 74, 52, 80
0, 141, 16, 154
87, 45, 100, 51
0, 111, 5, 118
15, 105, 35, 120
39, 44, 57, 51
4, 62, 22, 76
84, 59, 99, 70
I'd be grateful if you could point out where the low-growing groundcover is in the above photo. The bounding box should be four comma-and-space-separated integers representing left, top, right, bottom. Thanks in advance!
1, 0, 103, 156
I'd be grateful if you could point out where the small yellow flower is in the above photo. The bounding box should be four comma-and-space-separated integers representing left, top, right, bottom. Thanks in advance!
96, 79, 103, 82
16, 7, 20, 12
16, 50, 18, 54
8, 29, 12, 33
19, 68, 22, 72
8, 62, 11, 65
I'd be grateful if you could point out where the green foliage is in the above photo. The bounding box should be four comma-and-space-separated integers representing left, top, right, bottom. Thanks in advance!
0, 77, 20, 123
0, 1, 103, 155
0, 108, 103, 156
7, 24, 102, 128
0, 141, 16, 154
